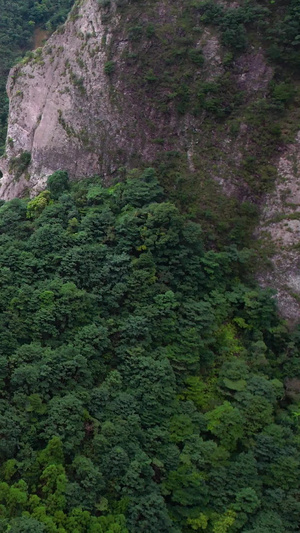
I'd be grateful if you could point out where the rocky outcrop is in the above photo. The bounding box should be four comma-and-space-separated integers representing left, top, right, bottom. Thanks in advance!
258, 132, 300, 324
0, 0, 225, 198
0, 0, 272, 200
0, 0, 123, 198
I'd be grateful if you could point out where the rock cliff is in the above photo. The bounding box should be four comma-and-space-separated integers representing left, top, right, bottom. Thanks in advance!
258, 133, 300, 324
0, 0, 223, 197
0, 0, 125, 198
0, 0, 273, 198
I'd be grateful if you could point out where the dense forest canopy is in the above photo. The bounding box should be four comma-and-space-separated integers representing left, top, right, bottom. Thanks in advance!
0, 168, 298, 531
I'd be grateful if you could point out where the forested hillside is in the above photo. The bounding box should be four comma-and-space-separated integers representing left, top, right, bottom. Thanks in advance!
0, 169, 298, 532
0, 1, 300, 532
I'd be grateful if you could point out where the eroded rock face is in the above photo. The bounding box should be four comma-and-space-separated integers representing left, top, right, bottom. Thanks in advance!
0, 0, 225, 199
235, 49, 273, 93
0, 0, 271, 201
0, 0, 121, 198
257, 132, 300, 324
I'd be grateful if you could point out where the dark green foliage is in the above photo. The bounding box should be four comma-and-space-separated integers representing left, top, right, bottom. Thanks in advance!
188, 48, 204, 66
270, 81, 295, 110
267, 0, 300, 67
196, 1, 269, 52
98, 0, 111, 7
0, 168, 297, 531
0, 0, 299, 531
195, 76, 244, 119
128, 25, 143, 41
197, 0, 300, 68
47, 170, 69, 199
104, 60, 115, 75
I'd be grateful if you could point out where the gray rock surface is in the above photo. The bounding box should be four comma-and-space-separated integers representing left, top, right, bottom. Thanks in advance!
0, 0, 223, 198
258, 132, 300, 324
0, 0, 120, 198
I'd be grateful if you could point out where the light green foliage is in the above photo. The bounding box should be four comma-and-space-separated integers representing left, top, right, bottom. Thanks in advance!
26, 190, 52, 218
212, 510, 236, 533
187, 513, 208, 530
205, 401, 244, 450
215, 323, 244, 358
182, 376, 218, 411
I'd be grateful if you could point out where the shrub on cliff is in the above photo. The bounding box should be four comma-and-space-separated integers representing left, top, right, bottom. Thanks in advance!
47, 170, 70, 199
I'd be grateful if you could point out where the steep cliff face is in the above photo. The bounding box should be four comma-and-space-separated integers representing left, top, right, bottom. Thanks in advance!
0, 0, 123, 197
0, 0, 274, 199
0, 0, 300, 320
258, 133, 300, 323
0, 0, 220, 197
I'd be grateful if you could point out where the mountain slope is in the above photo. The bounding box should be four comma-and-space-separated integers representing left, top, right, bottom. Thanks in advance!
0, 0, 283, 199
0, 0, 300, 320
